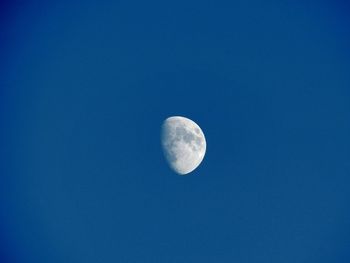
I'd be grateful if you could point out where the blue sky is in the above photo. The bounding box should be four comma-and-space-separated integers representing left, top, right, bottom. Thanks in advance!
1, 1, 350, 262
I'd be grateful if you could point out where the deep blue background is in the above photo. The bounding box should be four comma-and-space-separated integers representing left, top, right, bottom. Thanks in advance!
1, 1, 350, 262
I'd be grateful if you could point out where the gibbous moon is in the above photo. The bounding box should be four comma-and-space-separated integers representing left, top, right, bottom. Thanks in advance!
161, 116, 206, 175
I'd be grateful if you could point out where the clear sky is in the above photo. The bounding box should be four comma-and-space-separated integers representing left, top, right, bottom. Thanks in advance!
1, 1, 350, 262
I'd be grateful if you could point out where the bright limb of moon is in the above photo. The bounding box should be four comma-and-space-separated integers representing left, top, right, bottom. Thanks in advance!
161, 116, 206, 175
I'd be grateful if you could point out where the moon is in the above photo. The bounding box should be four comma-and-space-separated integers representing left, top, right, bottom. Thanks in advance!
161, 116, 206, 175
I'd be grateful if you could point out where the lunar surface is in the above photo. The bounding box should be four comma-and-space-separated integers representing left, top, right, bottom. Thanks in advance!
161, 116, 206, 175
